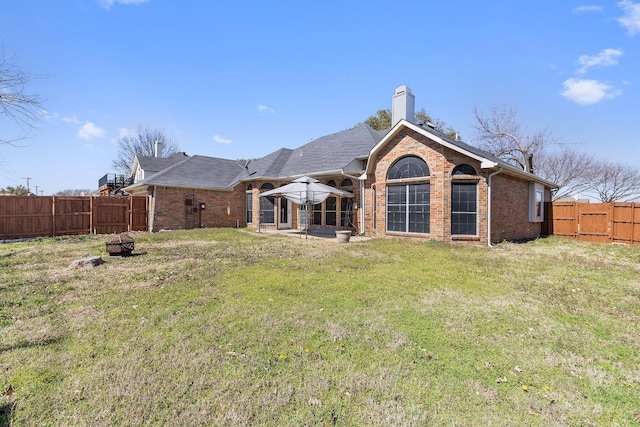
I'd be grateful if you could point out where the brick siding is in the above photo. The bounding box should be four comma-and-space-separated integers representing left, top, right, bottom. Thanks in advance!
152, 186, 245, 231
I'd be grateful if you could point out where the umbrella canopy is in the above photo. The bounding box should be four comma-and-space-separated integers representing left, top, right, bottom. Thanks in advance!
259, 176, 353, 205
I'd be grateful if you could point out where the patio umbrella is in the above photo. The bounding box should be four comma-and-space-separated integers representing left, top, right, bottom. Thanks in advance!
259, 176, 354, 237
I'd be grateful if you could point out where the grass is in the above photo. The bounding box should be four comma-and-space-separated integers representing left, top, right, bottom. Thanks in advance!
1, 229, 639, 426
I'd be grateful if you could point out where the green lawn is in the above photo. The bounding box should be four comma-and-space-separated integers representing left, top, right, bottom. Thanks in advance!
1, 229, 639, 426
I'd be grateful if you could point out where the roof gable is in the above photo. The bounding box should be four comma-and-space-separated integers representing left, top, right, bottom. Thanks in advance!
366, 120, 557, 187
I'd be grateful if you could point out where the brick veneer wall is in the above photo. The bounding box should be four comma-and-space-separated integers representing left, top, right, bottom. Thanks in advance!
151, 186, 246, 231
489, 174, 550, 243
363, 129, 548, 245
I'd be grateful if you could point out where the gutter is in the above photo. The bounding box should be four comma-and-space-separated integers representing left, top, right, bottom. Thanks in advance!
486, 168, 503, 247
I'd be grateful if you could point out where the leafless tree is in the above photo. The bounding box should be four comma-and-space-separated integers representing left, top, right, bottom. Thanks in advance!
112, 126, 180, 173
535, 147, 599, 200
1, 45, 43, 144
589, 162, 640, 202
472, 105, 555, 173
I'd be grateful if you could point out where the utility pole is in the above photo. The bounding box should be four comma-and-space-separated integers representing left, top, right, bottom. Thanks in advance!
23, 177, 32, 193
34, 185, 39, 195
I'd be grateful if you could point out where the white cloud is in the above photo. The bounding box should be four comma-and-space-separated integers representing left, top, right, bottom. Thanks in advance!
572, 5, 604, 13
560, 78, 622, 105
62, 114, 82, 124
78, 122, 106, 140
618, 0, 640, 36
98, 0, 149, 11
577, 48, 624, 74
213, 134, 233, 144
258, 104, 276, 114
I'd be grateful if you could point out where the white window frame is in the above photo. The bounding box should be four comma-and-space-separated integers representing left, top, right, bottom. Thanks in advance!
529, 182, 544, 223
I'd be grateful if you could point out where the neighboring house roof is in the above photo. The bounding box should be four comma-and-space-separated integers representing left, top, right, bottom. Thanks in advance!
131, 152, 189, 178
366, 120, 557, 188
126, 155, 245, 191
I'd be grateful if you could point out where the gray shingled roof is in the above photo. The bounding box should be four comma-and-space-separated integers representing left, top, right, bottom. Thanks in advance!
130, 155, 245, 190
137, 152, 189, 174
244, 126, 387, 180
126, 121, 554, 192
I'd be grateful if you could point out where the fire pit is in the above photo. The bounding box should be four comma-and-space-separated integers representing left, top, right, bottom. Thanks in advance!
106, 233, 135, 257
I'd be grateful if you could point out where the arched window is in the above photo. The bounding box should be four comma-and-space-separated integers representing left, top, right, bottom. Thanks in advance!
387, 156, 430, 180
386, 156, 430, 234
452, 164, 477, 176
260, 183, 275, 224
340, 178, 353, 188
246, 184, 253, 223
451, 164, 478, 235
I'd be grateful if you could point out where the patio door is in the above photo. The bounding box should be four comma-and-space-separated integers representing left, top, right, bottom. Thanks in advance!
278, 199, 291, 229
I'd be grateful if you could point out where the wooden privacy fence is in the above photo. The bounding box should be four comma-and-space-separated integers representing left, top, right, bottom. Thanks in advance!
546, 201, 640, 245
0, 196, 148, 240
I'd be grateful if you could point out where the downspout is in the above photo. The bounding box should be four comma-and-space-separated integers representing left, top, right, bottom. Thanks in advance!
487, 168, 503, 247
150, 186, 157, 232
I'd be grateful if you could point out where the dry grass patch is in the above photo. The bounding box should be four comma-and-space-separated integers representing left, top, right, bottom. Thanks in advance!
1, 231, 639, 426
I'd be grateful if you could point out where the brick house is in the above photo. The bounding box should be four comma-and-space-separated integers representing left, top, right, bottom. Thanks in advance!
124, 86, 556, 245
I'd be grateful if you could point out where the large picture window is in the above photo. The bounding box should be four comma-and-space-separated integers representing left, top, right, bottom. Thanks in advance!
386, 156, 430, 234
451, 164, 478, 236
260, 183, 275, 224
451, 183, 477, 235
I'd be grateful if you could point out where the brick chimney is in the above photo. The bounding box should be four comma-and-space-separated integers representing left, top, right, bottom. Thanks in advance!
391, 85, 415, 126
154, 140, 163, 157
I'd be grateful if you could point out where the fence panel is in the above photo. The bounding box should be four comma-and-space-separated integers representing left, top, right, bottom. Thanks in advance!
577, 203, 610, 243
548, 201, 639, 245
131, 197, 148, 231
611, 202, 640, 245
0, 196, 53, 239
93, 197, 129, 234
0, 196, 148, 240
54, 197, 92, 236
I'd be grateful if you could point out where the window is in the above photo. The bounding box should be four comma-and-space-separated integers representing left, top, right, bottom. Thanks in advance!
386, 156, 430, 234
388, 155, 430, 180
312, 203, 322, 225
451, 164, 478, 236
340, 179, 354, 227
325, 180, 336, 226
451, 183, 477, 235
246, 184, 253, 223
529, 182, 544, 222
260, 183, 275, 224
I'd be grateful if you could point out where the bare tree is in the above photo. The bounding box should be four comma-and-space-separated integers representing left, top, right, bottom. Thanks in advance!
112, 126, 180, 173
589, 162, 640, 203
535, 147, 599, 200
1, 45, 43, 144
472, 105, 555, 173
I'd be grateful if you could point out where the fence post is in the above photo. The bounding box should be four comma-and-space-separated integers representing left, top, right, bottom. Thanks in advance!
52, 196, 56, 237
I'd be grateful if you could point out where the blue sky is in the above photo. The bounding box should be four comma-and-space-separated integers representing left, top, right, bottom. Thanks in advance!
1, 0, 639, 194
